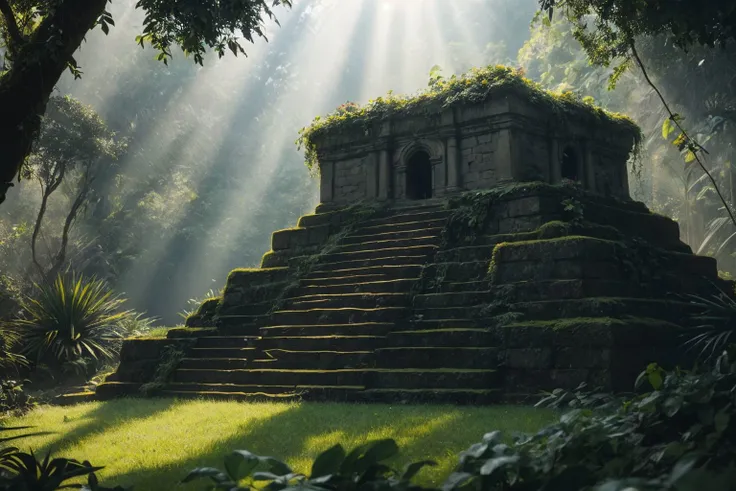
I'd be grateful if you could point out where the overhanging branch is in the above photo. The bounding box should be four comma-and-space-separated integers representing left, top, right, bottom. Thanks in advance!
0, 0, 24, 52
629, 41, 736, 230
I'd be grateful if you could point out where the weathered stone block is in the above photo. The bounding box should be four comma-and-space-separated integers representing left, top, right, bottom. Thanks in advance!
550, 368, 590, 389
506, 348, 553, 369
506, 197, 541, 217
555, 347, 611, 369
307, 224, 330, 245
498, 215, 542, 234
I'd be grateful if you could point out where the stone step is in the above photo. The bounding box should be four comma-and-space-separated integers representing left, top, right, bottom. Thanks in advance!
422, 262, 489, 282
414, 291, 492, 308
189, 347, 258, 358
359, 209, 450, 228
195, 336, 258, 349
306, 265, 422, 280
436, 244, 495, 263
507, 297, 696, 323
172, 367, 499, 389
310, 255, 430, 272
493, 279, 637, 303
413, 307, 483, 320
438, 281, 491, 293
256, 335, 386, 352
354, 388, 500, 405
172, 368, 368, 386
319, 245, 438, 264
387, 328, 496, 347
179, 358, 252, 370
258, 349, 373, 369
375, 347, 501, 369
217, 302, 272, 317
369, 368, 500, 389
270, 306, 406, 325
160, 384, 370, 402
284, 293, 410, 310
260, 322, 394, 337
164, 387, 500, 404
336, 235, 440, 254
355, 217, 448, 234
292, 278, 419, 296
216, 316, 263, 333
159, 390, 300, 402
493, 259, 627, 283
409, 318, 481, 329
343, 227, 443, 244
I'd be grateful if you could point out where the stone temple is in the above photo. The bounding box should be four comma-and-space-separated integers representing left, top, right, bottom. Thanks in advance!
97, 67, 731, 404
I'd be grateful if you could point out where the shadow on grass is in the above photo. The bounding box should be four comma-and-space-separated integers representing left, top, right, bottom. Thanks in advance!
22, 396, 179, 457
93, 399, 552, 490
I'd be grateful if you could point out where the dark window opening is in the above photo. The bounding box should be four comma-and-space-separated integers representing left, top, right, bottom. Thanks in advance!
561, 146, 579, 181
406, 151, 432, 200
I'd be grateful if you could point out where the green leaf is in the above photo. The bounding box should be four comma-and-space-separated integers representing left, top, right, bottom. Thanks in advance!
714, 408, 730, 433
181, 467, 229, 483
442, 472, 474, 491
480, 455, 519, 476
225, 450, 260, 481
310, 444, 345, 478
662, 117, 674, 139
264, 456, 292, 476
401, 460, 437, 481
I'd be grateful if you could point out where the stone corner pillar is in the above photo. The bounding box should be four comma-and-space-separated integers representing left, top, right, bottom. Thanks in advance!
549, 138, 561, 184
377, 148, 391, 200
445, 135, 461, 193
319, 161, 335, 203
496, 128, 515, 182
583, 141, 597, 192
366, 152, 379, 199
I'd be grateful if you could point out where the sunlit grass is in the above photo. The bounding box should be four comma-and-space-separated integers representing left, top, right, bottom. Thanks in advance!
7, 399, 553, 489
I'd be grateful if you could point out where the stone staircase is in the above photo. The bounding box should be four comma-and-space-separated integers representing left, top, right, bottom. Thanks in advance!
156, 202, 498, 403
97, 184, 734, 405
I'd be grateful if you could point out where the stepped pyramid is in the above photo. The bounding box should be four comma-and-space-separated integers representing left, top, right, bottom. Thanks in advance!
98, 68, 732, 403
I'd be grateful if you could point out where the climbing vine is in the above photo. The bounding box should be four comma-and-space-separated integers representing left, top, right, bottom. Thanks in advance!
139, 340, 196, 395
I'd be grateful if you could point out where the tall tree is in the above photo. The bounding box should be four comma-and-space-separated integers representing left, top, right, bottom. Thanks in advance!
26, 95, 124, 282
0, 0, 291, 206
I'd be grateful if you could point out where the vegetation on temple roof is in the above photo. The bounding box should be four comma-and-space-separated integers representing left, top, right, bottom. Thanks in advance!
297, 65, 642, 173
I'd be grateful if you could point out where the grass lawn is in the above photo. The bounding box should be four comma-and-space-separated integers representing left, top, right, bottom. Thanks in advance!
6, 399, 553, 489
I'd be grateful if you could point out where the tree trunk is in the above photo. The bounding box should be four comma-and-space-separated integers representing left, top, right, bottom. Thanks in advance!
0, 0, 108, 205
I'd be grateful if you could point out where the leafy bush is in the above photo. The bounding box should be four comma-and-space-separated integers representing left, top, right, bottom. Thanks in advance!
115, 311, 160, 337
183, 439, 436, 491
0, 325, 28, 374
684, 290, 736, 362
443, 357, 736, 491
0, 425, 125, 490
0, 380, 34, 416
5, 274, 130, 371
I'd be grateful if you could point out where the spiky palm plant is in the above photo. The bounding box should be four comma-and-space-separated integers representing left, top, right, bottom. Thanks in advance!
684, 289, 736, 362
0, 325, 28, 373
6, 274, 130, 368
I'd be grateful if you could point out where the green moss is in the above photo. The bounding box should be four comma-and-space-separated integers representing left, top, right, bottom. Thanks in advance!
297, 66, 641, 173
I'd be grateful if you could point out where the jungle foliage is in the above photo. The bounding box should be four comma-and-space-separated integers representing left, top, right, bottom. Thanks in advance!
0, 0, 292, 206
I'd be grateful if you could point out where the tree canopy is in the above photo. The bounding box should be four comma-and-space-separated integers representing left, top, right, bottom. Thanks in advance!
0, 0, 291, 206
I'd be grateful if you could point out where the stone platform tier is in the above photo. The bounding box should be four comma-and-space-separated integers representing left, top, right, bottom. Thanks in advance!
97, 183, 732, 404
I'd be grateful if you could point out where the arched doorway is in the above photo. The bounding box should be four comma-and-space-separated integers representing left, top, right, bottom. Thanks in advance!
406, 151, 432, 200
561, 146, 579, 182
